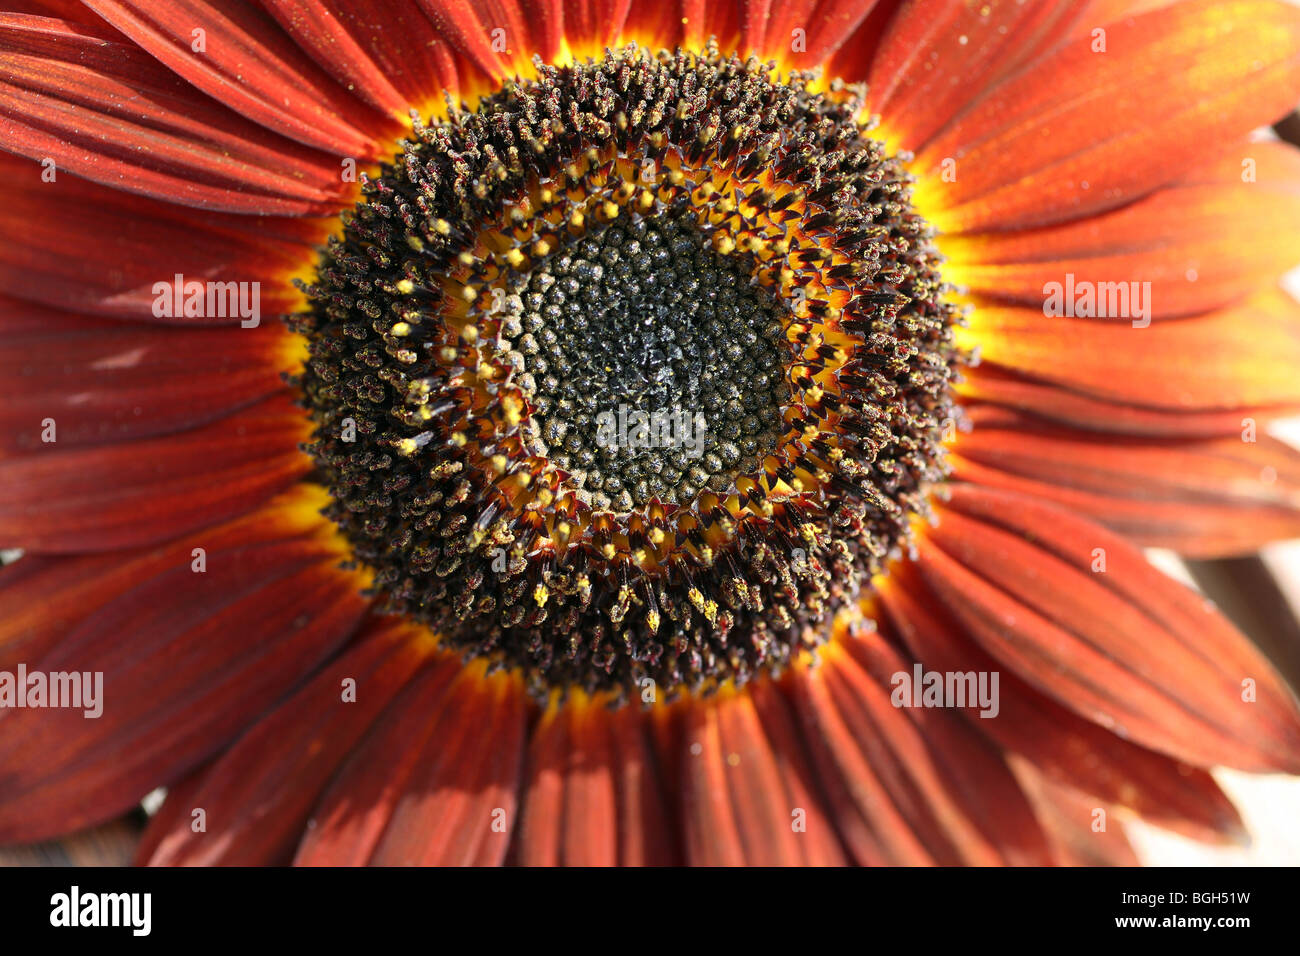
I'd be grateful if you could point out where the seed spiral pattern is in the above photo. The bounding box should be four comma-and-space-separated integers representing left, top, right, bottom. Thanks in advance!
504, 211, 789, 510
295, 43, 962, 701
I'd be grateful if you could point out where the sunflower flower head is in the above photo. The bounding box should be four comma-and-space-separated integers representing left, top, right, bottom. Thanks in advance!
3, 0, 1300, 870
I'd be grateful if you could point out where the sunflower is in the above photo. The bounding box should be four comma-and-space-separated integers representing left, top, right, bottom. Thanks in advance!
1, 0, 1299, 868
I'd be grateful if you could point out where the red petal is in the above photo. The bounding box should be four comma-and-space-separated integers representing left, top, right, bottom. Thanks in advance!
751, 0, 814, 61
368, 667, 527, 866
739, 0, 771, 54
0, 165, 326, 320
82, 0, 393, 157
680, 681, 846, 865
961, 289, 1300, 421
414, 0, 547, 80
0, 483, 333, 673
130, 767, 207, 864
294, 660, 527, 866
607, 704, 677, 864
141, 616, 435, 865
0, 302, 293, 452
609, 0, 739, 53
562, 0, 637, 51
517, 698, 615, 865
5, 1, 112, 25
480, 0, 564, 65
942, 143, 1300, 318
788, 626, 1052, 865
0, 14, 349, 214
958, 367, 1260, 439
917, 483, 1300, 773
259, 0, 467, 116
290, 659, 461, 865
680, 0, 739, 51
915, 0, 1300, 232
563, 0, 633, 51
516, 696, 676, 865
763, 0, 881, 68
0, 536, 369, 844
0, 392, 311, 553
878, 567, 1248, 845
952, 413, 1300, 555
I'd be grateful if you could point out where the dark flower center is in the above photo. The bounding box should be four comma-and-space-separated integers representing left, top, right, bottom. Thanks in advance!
509, 211, 789, 510
294, 43, 961, 702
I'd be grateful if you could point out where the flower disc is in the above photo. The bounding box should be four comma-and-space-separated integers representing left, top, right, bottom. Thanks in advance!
297, 43, 962, 701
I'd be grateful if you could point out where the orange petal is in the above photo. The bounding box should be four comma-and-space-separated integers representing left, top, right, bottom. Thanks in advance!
7, 1, 114, 26
942, 143, 1300, 318
869, 0, 1083, 152
963, 290, 1300, 414
1078, 0, 1176, 29
141, 617, 435, 865
916, 483, 1300, 773
915, 0, 1300, 232
1013, 765, 1143, 867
